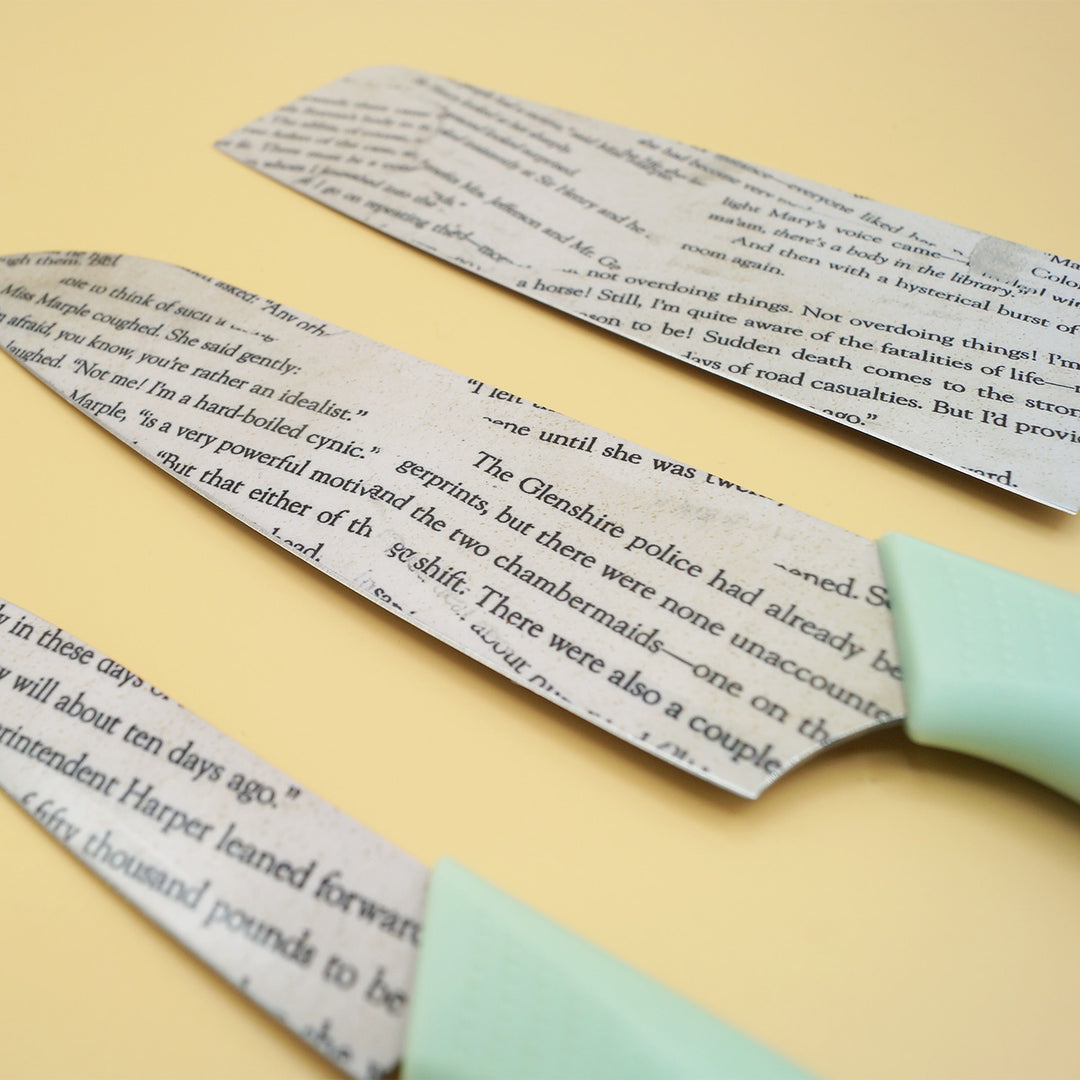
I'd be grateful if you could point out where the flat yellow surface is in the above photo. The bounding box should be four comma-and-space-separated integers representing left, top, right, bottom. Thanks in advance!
1, 2, 1078, 1078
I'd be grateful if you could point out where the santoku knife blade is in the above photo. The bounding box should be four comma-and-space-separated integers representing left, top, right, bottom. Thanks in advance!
216, 67, 1080, 512
2, 252, 1077, 801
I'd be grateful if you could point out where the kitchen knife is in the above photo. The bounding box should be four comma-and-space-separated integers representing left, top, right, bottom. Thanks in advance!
0, 595, 816, 1079
2, 252, 1077, 801
215, 66, 1080, 513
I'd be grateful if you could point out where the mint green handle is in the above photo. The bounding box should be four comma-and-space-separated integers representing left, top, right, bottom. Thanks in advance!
402, 858, 817, 1080
877, 533, 1080, 802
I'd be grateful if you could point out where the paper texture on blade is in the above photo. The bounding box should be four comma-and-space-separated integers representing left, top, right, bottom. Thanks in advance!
215, 66, 1080, 512
0, 597, 427, 1079
0, 253, 905, 798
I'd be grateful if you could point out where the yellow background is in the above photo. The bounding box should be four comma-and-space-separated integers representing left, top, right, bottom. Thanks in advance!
2, 2, 1078, 1077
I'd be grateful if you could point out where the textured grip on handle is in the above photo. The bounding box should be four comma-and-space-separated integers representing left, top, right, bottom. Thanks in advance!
402, 858, 818, 1080
877, 533, 1080, 802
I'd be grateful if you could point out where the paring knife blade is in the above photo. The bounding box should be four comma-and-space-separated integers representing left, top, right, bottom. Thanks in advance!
0, 596, 816, 1079
215, 66, 1080, 513
2, 252, 1078, 801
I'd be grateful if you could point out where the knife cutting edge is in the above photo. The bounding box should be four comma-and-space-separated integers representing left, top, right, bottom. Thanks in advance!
0, 595, 817, 1079
1, 252, 1078, 802
215, 66, 1080, 513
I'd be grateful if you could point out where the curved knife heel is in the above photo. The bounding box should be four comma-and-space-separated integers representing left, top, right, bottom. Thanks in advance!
878, 533, 1080, 801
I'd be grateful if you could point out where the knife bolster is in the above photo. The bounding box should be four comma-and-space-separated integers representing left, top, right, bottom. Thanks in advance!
878, 533, 1080, 802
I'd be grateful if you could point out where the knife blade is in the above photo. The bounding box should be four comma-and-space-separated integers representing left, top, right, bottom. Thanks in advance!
2, 252, 1077, 801
0, 594, 816, 1079
214, 66, 1080, 513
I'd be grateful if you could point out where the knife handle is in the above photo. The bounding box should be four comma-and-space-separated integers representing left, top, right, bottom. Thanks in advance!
877, 533, 1080, 802
402, 858, 818, 1080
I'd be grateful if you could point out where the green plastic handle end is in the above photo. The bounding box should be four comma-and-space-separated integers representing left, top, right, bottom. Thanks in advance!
402, 858, 818, 1080
878, 533, 1080, 802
